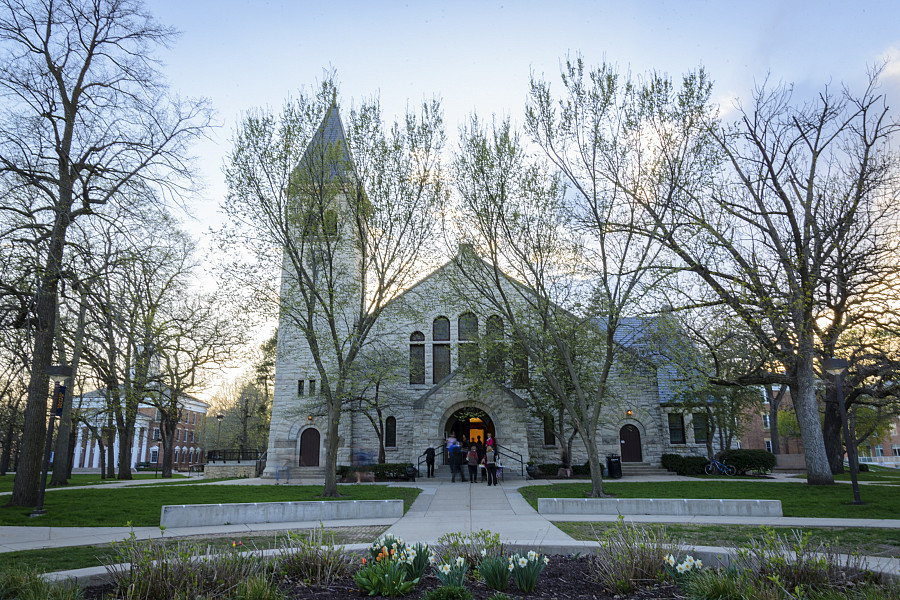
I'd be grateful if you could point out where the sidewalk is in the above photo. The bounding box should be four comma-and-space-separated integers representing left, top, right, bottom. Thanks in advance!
3, 476, 899, 584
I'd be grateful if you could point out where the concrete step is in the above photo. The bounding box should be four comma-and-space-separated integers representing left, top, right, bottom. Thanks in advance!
619, 462, 669, 477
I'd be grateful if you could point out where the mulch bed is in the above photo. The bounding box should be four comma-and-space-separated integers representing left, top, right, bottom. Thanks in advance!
84, 555, 684, 599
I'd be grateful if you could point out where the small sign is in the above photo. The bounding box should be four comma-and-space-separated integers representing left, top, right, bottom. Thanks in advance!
53, 385, 66, 417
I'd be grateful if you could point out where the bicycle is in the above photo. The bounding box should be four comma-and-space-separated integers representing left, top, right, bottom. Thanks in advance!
705, 458, 735, 475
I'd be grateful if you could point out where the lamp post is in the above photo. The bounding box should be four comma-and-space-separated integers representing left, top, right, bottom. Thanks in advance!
215, 414, 224, 459
822, 357, 864, 505
31, 365, 73, 517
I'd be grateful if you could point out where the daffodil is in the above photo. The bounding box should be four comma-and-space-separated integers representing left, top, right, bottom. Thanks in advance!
518, 557, 528, 568
480, 549, 487, 557
440, 564, 451, 575
543, 556, 550, 565
456, 556, 465, 567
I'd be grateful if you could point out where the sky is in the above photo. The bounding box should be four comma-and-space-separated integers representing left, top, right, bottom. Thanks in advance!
145, 0, 900, 397
150, 0, 900, 240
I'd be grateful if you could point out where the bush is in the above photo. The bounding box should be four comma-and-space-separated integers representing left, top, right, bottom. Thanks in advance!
337, 462, 414, 480
674, 456, 708, 476
717, 449, 776, 475
858, 463, 870, 472
573, 461, 604, 477
278, 526, 350, 585
476, 552, 510, 591
434, 530, 503, 569
660, 453, 682, 472
422, 586, 473, 600
106, 533, 271, 599
588, 517, 684, 594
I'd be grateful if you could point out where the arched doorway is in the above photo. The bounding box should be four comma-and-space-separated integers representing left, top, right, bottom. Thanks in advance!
619, 425, 642, 462
299, 428, 320, 467
443, 407, 494, 463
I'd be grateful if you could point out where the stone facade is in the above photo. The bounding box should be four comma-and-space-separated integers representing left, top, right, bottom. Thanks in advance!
262, 108, 710, 478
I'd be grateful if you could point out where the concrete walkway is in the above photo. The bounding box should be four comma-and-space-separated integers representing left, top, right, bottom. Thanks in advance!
3, 475, 899, 583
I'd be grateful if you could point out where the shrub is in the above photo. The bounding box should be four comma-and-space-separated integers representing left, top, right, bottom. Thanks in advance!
476, 552, 510, 591
338, 462, 414, 480
434, 530, 502, 569
509, 551, 549, 593
731, 527, 876, 591
717, 449, 776, 475
487, 594, 511, 600
279, 526, 350, 585
421, 586, 473, 600
573, 461, 603, 477
660, 453, 682, 471
587, 517, 684, 594
674, 456, 708, 476
0, 565, 83, 600
106, 533, 270, 599
858, 463, 870, 472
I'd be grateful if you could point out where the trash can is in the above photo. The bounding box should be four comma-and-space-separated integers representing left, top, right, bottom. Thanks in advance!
606, 454, 622, 479
406, 465, 418, 482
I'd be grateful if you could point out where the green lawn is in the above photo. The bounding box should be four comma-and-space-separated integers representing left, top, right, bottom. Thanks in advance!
0, 485, 420, 527
519, 481, 900, 519
554, 521, 900, 558
0, 473, 187, 493
0, 525, 391, 573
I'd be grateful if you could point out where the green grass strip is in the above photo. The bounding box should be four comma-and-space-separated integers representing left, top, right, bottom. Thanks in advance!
0, 485, 420, 527
520, 481, 900, 519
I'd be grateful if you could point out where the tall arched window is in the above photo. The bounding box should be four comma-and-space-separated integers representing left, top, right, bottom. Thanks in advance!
486, 315, 505, 379
174, 448, 180, 464
458, 312, 478, 368
433, 316, 450, 383
409, 331, 425, 384
385, 416, 397, 448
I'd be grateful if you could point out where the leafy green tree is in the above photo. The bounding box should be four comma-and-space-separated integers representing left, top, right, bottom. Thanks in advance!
222, 80, 446, 496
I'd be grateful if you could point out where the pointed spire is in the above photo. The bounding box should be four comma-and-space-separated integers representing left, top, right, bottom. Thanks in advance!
296, 103, 353, 178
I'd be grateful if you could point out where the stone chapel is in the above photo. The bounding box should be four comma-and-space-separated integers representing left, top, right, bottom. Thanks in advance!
263, 108, 708, 479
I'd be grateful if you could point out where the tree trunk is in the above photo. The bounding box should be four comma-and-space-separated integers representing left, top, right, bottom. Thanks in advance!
97, 437, 106, 480
322, 397, 341, 497
66, 423, 78, 479
0, 416, 16, 476
765, 384, 784, 455
792, 353, 834, 485
582, 434, 605, 497
822, 393, 844, 474
161, 419, 176, 478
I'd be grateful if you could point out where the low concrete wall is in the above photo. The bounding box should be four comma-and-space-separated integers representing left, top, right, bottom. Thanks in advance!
775, 454, 807, 473
160, 499, 404, 528
538, 497, 783, 517
204, 463, 255, 479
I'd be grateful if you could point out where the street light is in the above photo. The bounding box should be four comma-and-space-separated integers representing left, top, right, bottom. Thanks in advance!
31, 365, 73, 517
822, 357, 864, 505
215, 414, 224, 459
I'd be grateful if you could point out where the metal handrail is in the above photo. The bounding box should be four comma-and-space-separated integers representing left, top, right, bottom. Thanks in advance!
494, 443, 525, 477
206, 449, 262, 463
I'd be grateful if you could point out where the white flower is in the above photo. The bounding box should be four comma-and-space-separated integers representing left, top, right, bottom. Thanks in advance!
407, 549, 416, 559
508, 563, 514, 572
456, 556, 465, 567
440, 564, 451, 575
480, 549, 487, 557
685, 555, 695, 565
664, 554, 675, 566
527, 550, 538, 561
543, 556, 550, 565
695, 560, 702, 569
518, 557, 528, 568
676, 564, 686, 574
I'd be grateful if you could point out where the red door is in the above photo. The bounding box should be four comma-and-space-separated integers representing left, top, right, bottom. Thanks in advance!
299, 428, 320, 466
620, 425, 642, 462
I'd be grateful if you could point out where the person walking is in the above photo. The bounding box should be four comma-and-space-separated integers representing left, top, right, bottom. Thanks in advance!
466, 445, 479, 483
483, 445, 498, 486
449, 441, 467, 482
424, 446, 435, 478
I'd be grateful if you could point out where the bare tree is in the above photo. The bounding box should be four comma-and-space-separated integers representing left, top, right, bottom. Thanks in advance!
0, 0, 212, 506
222, 81, 446, 496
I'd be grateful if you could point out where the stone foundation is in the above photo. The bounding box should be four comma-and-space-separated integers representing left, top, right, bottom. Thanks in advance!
205, 463, 255, 479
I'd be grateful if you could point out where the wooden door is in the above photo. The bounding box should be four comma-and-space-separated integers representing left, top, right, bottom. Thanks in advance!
299, 428, 320, 467
619, 425, 642, 462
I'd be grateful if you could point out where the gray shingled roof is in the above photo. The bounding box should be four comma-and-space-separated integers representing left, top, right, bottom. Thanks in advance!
296, 105, 354, 179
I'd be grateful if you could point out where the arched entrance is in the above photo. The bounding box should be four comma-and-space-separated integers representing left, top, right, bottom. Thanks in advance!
444, 407, 494, 463
619, 425, 642, 462
299, 428, 320, 467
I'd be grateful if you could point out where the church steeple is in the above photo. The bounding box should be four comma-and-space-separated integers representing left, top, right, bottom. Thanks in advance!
296, 104, 354, 180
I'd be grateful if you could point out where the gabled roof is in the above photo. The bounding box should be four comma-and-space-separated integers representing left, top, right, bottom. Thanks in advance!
413, 371, 527, 409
